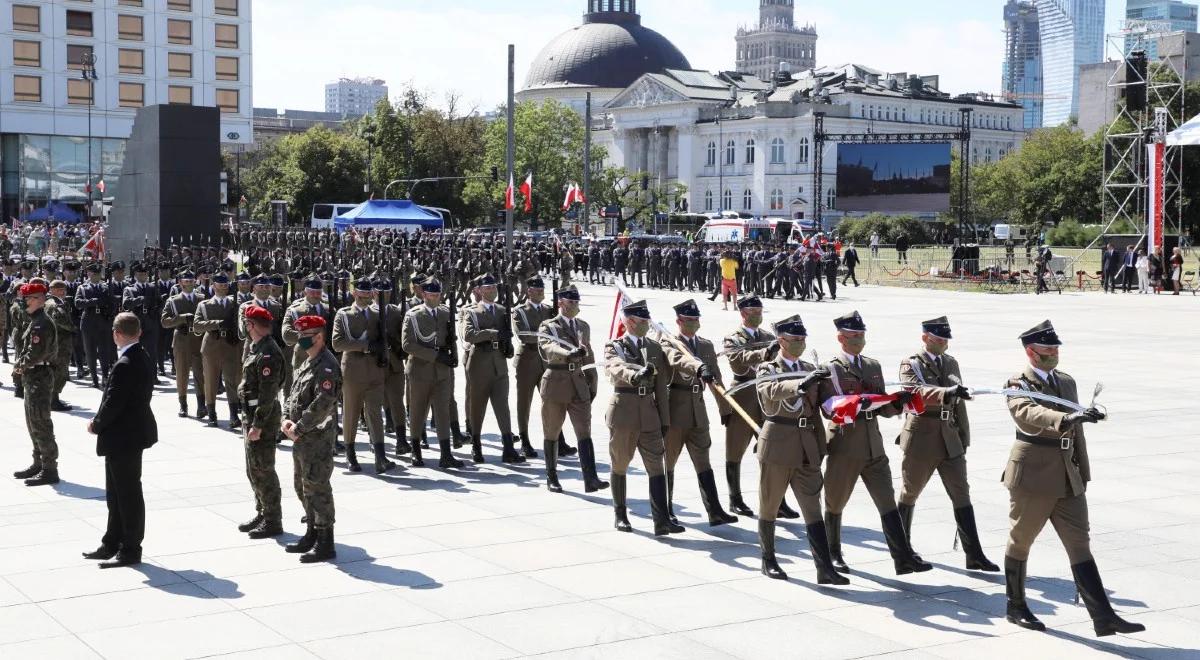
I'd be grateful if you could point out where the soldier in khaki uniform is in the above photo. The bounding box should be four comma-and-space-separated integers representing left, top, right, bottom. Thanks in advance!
721, 296, 801, 520
462, 274, 523, 463
332, 279, 394, 474
12, 282, 59, 486
754, 315, 847, 585
160, 271, 206, 419
192, 274, 243, 430
402, 279, 462, 468
1002, 320, 1145, 637
512, 276, 553, 459
238, 275, 284, 354
816, 311, 930, 575
237, 306, 285, 539
603, 300, 680, 536
282, 314, 340, 563
376, 278, 412, 460
896, 316, 997, 572
536, 286, 606, 493
659, 299, 737, 527
281, 277, 329, 395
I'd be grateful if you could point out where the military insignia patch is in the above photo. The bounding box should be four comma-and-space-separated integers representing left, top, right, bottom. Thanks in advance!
321, 379, 332, 390
262, 367, 271, 377
31, 335, 39, 344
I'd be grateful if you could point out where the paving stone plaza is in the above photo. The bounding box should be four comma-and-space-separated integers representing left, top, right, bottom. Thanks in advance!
0, 281, 1197, 660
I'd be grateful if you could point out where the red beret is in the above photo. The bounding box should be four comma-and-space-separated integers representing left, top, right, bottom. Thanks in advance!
19, 283, 47, 297
295, 315, 325, 332
245, 306, 274, 323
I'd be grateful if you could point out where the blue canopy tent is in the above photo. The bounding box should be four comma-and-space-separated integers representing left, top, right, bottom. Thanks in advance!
333, 200, 444, 233
23, 201, 83, 223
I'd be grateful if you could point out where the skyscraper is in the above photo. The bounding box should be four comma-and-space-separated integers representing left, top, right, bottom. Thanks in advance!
735, 0, 818, 80
1003, 0, 1045, 129
1036, 0, 1105, 126
324, 78, 388, 117
1125, 0, 1199, 58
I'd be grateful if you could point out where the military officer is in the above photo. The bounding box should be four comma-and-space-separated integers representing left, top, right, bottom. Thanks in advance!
512, 276, 553, 459
1001, 321, 1145, 637
401, 279, 462, 469
659, 299, 738, 527
76, 263, 114, 389
461, 274, 522, 463
536, 285, 606, 493
603, 300, 679, 536
282, 314, 340, 563
816, 311, 930, 575
161, 271, 207, 419
236, 306, 285, 539
122, 263, 160, 380
331, 278, 393, 474
754, 314, 847, 585
12, 282, 59, 486
192, 274, 243, 429
896, 316, 997, 572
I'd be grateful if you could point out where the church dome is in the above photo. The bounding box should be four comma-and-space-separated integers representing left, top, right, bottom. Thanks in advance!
523, 1, 692, 91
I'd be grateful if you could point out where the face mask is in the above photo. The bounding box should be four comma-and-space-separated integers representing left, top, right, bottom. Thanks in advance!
297, 336, 315, 351
743, 312, 763, 328
842, 335, 866, 354
529, 291, 545, 304
680, 319, 700, 335
482, 289, 498, 303
1035, 352, 1058, 371
561, 302, 580, 319
627, 320, 649, 338
925, 340, 948, 356
781, 338, 806, 357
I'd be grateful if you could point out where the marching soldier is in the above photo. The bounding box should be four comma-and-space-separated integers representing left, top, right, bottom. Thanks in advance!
754, 315, 847, 585
282, 314, 340, 563
1002, 321, 1145, 637
331, 279, 393, 474
192, 274, 242, 429
536, 285, 606, 493
161, 271, 206, 419
236, 306, 285, 539
511, 276, 552, 458
12, 282, 59, 486
603, 300, 680, 536
817, 311, 930, 575
659, 299, 738, 527
401, 279, 462, 469
461, 274, 522, 464
896, 316, 998, 572
378, 278, 412, 460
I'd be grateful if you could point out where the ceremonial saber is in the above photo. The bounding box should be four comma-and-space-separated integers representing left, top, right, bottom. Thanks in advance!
517, 331, 599, 371
967, 387, 1103, 416
647, 320, 761, 436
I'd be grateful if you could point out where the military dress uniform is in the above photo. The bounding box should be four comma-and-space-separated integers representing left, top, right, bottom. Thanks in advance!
400, 280, 462, 469
76, 268, 115, 388
512, 278, 554, 458
896, 316, 997, 572
14, 284, 59, 486
375, 280, 412, 460
161, 279, 206, 418
192, 277, 243, 428
460, 274, 521, 463
331, 280, 393, 473
236, 310, 285, 539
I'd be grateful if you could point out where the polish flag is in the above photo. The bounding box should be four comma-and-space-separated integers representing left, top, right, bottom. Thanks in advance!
519, 173, 533, 213
79, 227, 106, 260
504, 174, 515, 211
96, 180, 106, 195
609, 280, 634, 340
822, 393, 925, 426
562, 183, 577, 211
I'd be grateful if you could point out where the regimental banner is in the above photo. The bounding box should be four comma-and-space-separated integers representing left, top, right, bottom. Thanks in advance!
1146, 142, 1165, 254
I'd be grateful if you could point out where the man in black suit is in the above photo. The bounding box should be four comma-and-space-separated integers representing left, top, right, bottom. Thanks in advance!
842, 243, 860, 287
83, 312, 158, 569
1100, 243, 1120, 293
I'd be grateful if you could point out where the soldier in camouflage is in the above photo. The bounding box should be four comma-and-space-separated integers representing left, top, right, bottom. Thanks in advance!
12, 282, 60, 486
236, 305, 285, 539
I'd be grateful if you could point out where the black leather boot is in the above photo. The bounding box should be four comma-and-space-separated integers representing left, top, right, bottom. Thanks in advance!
178, 397, 188, 418
650, 474, 684, 536
394, 431, 411, 457
51, 398, 72, 412
777, 498, 801, 520
1072, 559, 1146, 637
206, 407, 218, 427
698, 469, 737, 526
882, 509, 932, 575
557, 432, 577, 457
500, 434, 525, 464
437, 438, 463, 469
578, 438, 608, 492
13, 454, 41, 479
195, 394, 208, 420
759, 519, 787, 580
345, 441, 361, 473
897, 502, 916, 546
451, 420, 467, 449
300, 527, 336, 563
825, 512, 850, 573
285, 524, 317, 554
469, 434, 484, 464
612, 473, 632, 532
544, 439, 562, 493
954, 506, 999, 572
1005, 556, 1046, 631
15, 382, 24, 398
237, 513, 263, 533
807, 521, 850, 585
666, 471, 681, 527
410, 435, 425, 467
248, 517, 283, 539
726, 462, 755, 517
228, 402, 242, 430
24, 467, 59, 487
372, 443, 395, 474
519, 433, 538, 458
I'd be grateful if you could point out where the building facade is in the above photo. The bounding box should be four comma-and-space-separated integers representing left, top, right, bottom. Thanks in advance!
1125, 0, 1198, 58
323, 77, 387, 117
1003, 0, 1045, 130
594, 65, 1025, 226
735, 0, 817, 80
1, 0, 253, 221
1036, 0, 1105, 126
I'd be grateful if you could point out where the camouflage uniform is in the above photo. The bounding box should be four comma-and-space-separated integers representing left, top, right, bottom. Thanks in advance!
45, 295, 76, 397
18, 307, 58, 470
237, 335, 285, 526
284, 348, 340, 529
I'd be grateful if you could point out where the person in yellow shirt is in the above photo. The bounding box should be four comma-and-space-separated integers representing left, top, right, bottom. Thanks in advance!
714, 252, 739, 310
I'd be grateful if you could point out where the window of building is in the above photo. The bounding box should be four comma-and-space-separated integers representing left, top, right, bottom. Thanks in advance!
770, 189, 784, 211
66, 10, 93, 37
722, 189, 732, 210
168, 85, 193, 105
118, 82, 144, 108
13, 40, 40, 68
167, 19, 191, 45
215, 56, 239, 81
67, 78, 92, 105
214, 0, 238, 16
704, 191, 713, 211
216, 88, 239, 114
725, 140, 736, 166
743, 189, 753, 210
13, 74, 41, 102
168, 52, 192, 78
168, 0, 191, 10
745, 139, 755, 165
12, 5, 40, 32
118, 48, 144, 74
118, 14, 143, 41
825, 188, 836, 210
706, 141, 716, 167
118, 0, 143, 6
797, 137, 809, 164
770, 137, 785, 164
215, 23, 238, 49
67, 44, 94, 71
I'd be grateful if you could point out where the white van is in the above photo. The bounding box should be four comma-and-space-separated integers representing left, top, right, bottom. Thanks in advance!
993, 224, 1030, 241
311, 203, 360, 229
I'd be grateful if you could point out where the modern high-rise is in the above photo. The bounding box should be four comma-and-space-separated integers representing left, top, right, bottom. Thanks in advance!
735, 0, 818, 80
0, 0, 254, 220
1036, 0, 1105, 126
1125, 0, 1199, 58
1003, 0, 1045, 129
324, 77, 387, 117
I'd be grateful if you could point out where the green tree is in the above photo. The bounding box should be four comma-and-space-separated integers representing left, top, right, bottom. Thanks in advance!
588, 166, 687, 234
240, 126, 366, 224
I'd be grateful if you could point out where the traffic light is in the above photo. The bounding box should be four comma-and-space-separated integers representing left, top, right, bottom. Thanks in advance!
491, 166, 500, 182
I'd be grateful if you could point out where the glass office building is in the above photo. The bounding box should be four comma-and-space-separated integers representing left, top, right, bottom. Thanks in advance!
1036, 0, 1105, 126
1125, 0, 1199, 58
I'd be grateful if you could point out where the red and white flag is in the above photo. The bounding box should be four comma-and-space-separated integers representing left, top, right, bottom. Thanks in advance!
504, 174, 515, 211
96, 180, 106, 195
79, 227, 106, 260
609, 281, 634, 340
562, 184, 576, 211
519, 173, 533, 213
822, 393, 925, 426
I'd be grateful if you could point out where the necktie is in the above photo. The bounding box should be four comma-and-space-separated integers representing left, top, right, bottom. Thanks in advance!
855, 357, 862, 370
935, 356, 942, 371
688, 337, 698, 354
1047, 372, 1057, 390
569, 320, 577, 336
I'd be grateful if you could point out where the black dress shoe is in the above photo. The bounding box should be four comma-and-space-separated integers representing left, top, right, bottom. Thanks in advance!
82, 545, 119, 560
99, 552, 142, 569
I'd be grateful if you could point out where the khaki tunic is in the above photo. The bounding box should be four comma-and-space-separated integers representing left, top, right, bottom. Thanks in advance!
161, 291, 205, 400
722, 327, 776, 462
332, 303, 386, 449
461, 302, 513, 435
382, 302, 408, 437
537, 315, 596, 440
896, 351, 972, 507
192, 296, 242, 408
661, 333, 730, 474
401, 303, 455, 440
603, 334, 669, 477
755, 355, 827, 523
514, 301, 554, 439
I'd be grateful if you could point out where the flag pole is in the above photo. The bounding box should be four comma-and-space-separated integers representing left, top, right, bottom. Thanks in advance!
505, 44, 515, 259
583, 92, 592, 237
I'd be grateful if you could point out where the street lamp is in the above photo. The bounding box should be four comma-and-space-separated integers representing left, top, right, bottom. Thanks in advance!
360, 120, 377, 198
81, 52, 99, 218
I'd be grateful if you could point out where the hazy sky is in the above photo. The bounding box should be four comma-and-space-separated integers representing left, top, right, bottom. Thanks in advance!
253, 0, 1133, 113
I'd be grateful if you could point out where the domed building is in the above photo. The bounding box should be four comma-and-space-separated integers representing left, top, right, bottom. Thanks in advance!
518, 0, 692, 111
